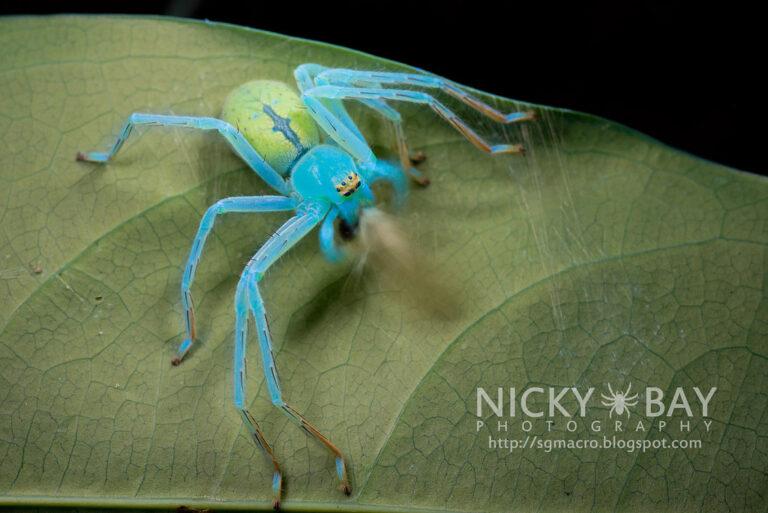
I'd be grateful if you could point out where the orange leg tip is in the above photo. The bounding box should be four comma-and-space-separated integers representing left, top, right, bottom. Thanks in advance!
171, 356, 182, 366
76, 152, 86, 161
407, 167, 430, 187
409, 150, 427, 164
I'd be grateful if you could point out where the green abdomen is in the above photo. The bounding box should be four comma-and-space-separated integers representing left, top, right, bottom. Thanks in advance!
221, 80, 319, 175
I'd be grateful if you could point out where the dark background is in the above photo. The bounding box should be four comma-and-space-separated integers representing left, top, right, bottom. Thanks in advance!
3, 1, 763, 174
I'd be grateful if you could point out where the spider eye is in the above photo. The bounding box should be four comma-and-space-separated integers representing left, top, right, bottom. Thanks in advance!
335, 171, 361, 198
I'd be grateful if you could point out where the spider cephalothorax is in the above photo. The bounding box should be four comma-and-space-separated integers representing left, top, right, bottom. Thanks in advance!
77, 63, 534, 508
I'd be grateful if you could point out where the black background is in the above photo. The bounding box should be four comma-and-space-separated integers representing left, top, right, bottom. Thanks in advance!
2, 1, 763, 174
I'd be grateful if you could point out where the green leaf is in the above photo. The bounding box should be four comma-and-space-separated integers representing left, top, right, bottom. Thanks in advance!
1, 15, 767, 512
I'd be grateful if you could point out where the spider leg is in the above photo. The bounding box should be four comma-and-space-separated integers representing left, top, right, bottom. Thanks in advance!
359, 99, 429, 185
173, 196, 297, 365
243, 204, 351, 495
294, 64, 367, 145
294, 63, 323, 93
316, 68, 535, 124
302, 86, 526, 160
301, 94, 376, 164
318, 207, 346, 263
358, 159, 409, 209
233, 275, 283, 509
296, 65, 428, 185
76, 114, 289, 195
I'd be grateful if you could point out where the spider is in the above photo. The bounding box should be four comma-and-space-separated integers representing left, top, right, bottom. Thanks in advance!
77, 63, 534, 508
601, 382, 639, 418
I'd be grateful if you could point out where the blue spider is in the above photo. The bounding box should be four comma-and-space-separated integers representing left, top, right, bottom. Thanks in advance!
77, 63, 534, 509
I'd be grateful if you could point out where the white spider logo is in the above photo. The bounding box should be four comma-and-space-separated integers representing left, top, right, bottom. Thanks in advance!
601, 382, 639, 418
